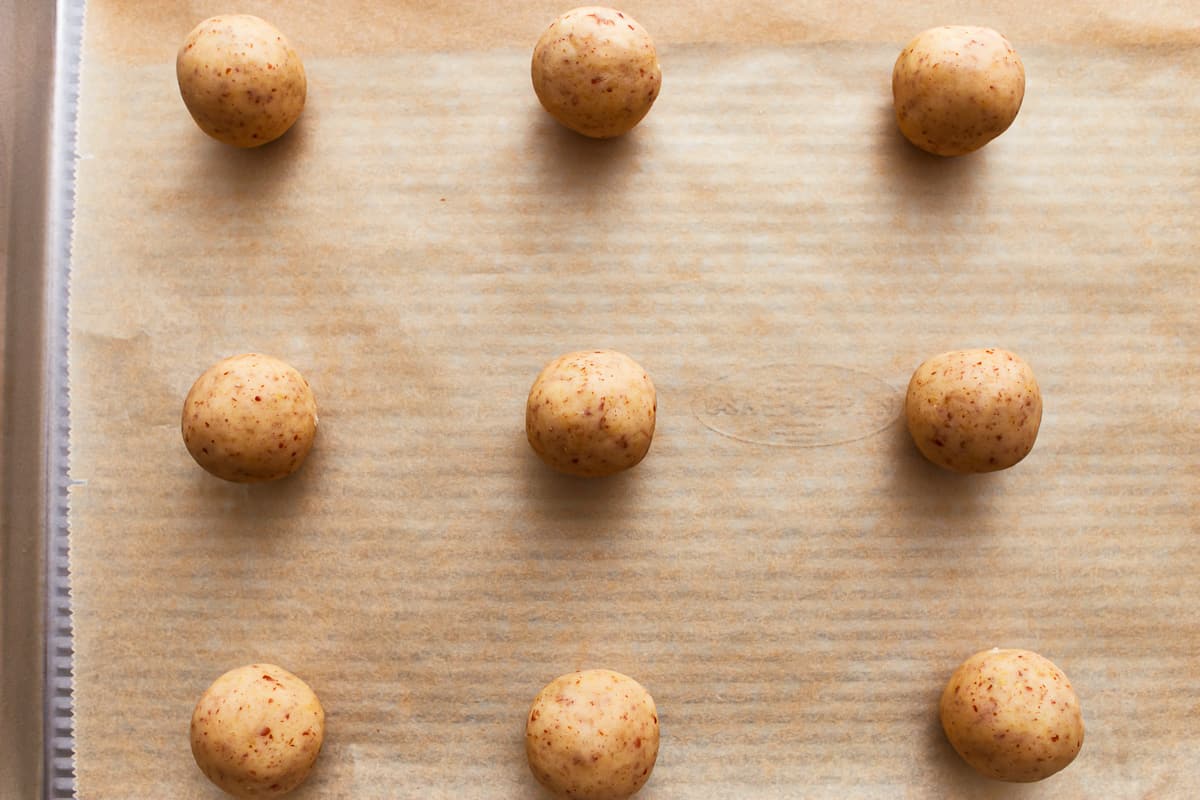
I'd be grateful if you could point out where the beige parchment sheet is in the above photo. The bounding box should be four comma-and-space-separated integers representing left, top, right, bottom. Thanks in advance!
68, 2, 1200, 798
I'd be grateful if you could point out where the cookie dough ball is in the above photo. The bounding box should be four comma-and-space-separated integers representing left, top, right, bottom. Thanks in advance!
526, 349, 656, 477
182, 353, 318, 483
190, 663, 325, 798
526, 669, 660, 800
905, 348, 1041, 473
940, 648, 1084, 782
531, 7, 662, 138
177, 15, 307, 147
892, 26, 1025, 157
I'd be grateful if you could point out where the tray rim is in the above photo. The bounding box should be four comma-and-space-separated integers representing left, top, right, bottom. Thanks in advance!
45, 0, 85, 796
0, 0, 61, 796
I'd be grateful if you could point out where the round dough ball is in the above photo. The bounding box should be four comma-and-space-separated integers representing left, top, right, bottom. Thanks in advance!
892, 26, 1025, 157
531, 7, 662, 138
177, 15, 307, 147
905, 348, 1041, 473
190, 663, 325, 798
526, 669, 660, 800
940, 648, 1084, 782
182, 353, 318, 483
525, 350, 656, 477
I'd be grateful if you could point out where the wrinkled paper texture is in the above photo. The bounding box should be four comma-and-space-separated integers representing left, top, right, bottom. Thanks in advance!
69, 2, 1200, 797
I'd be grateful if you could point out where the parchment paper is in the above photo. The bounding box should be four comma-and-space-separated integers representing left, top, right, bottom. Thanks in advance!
69, 2, 1200, 797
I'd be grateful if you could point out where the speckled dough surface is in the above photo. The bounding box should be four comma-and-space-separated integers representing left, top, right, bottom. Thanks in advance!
531, 6, 662, 138
525, 350, 656, 477
176, 14, 307, 147
904, 348, 1041, 473
190, 664, 326, 798
181, 353, 318, 483
892, 26, 1025, 157
526, 670, 660, 800
940, 649, 1084, 782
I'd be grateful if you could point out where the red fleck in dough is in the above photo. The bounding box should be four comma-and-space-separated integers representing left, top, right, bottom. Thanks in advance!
904, 348, 1042, 473
892, 26, 1025, 157
176, 15, 306, 147
525, 350, 656, 477
940, 648, 1084, 782
190, 663, 325, 798
531, 7, 662, 138
181, 353, 318, 483
526, 669, 660, 800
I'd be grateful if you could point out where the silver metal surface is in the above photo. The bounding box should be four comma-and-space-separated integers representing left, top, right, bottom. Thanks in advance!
45, 1, 82, 796
1, 0, 79, 796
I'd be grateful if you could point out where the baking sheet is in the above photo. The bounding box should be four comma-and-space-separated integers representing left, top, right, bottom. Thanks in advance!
1, 1, 80, 797
69, 2, 1200, 797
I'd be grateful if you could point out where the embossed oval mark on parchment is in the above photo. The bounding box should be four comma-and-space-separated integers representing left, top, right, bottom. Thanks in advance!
693, 364, 901, 448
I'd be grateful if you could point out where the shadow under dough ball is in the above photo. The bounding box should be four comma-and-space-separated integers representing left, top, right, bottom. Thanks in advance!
940, 648, 1084, 782
904, 347, 1041, 473
892, 25, 1025, 157
525, 349, 657, 477
177, 14, 307, 147
191, 663, 326, 798
526, 669, 660, 800
181, 353, 318, 483
531, 6, 662, 138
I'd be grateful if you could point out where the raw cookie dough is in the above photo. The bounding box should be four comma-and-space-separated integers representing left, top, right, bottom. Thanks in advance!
190, 663, 325, 798
526, 669, 660, 800
526, 349, 656, 477
905, 348, 1041, 472
177, 15, 307, 147
181, 353, 318, 483
531, 7, 662, 138
940, 648, 1084, 782
892, 26, 1025, 157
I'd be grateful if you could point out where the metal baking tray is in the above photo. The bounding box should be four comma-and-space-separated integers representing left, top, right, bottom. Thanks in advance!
6, 2, 1198, 797
1, 0, 81, 796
